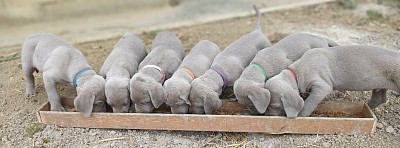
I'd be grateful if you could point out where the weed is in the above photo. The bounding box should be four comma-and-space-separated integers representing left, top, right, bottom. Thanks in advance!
142, 30, 160, 39
366, 10, 384, 20
43, 137, 50, 144
25, 123, 45, 137
0, 53, 20, 63
336, 0, 357, 9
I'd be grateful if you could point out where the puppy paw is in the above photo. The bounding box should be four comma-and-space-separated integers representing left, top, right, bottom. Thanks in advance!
24, 92, 35, 98
51, 105, 66, 112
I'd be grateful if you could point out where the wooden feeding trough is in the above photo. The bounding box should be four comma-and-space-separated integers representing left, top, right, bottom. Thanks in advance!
37, 97, 377, 134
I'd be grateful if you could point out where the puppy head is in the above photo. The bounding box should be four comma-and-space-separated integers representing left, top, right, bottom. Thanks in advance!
130, 74, 166, 113
105, 78, 131, 113
164, 79, 191, 114
75, 75, 106, 117
189, 78, 222, 114
234, 79, 270, 115
264, 73, 304, 118
152, 31, 183, 50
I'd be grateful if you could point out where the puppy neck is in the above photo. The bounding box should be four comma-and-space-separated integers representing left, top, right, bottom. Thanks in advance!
282, 69, 299, 91
74, 70, 96, 89
175, 68, 195, 82
106, 66, 131, 80
204, 69, 225, 95
139, 66, 164, 83
242, 64, 268, 84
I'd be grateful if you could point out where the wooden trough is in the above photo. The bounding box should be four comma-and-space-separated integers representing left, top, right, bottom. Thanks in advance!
37, 97, 377, 134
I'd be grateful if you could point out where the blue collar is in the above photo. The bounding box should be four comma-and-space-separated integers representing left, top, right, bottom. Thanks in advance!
73, 68, 91, 88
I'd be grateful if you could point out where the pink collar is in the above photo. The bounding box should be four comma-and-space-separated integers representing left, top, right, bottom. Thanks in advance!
287, 68, 298, 84
142, 65, 165, 83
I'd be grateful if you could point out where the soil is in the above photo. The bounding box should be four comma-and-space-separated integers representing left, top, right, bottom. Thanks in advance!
1, 0, 400, 147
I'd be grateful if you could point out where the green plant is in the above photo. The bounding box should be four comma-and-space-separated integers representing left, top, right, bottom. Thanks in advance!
25, 123, 45, 137
0, 53, 20, 63
366, 10, 384, 20
43, 137, 50, 144
142, 30, 160, 39
336, 0, 357, 9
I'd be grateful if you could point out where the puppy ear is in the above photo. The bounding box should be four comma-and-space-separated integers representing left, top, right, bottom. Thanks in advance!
150, 83, 166, 108
203, 92, 222, 114
280, 92, 304, 119
180, 92, 191, 106
248, 88, 271, 114
74, 91, 95, 117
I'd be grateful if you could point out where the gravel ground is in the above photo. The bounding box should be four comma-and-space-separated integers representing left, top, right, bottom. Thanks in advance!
1, 0, 400, 147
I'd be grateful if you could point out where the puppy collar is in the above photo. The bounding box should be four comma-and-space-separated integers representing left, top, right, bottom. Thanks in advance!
287, 68, 298, 84
182, 67, 195, 80
142, 65, 165, 83
211, 67, 228, 90
73, 68, 91, 88
251, 64, 267, 82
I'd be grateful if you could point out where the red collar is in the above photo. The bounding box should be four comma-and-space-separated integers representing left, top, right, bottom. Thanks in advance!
287, 68, 298, 84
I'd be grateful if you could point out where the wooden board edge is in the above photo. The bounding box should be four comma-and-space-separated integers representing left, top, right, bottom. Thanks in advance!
37, 100, 377, 134
36, 101, 50, 123
38, 110, 376, 134
363, 103, 377, 134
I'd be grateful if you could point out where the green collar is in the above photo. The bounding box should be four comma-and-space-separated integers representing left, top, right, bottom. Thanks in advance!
251, 64, 267, 81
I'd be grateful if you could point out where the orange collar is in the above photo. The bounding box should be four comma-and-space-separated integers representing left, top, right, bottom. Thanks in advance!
182, 67, 195, 80
287, 68, 298, 84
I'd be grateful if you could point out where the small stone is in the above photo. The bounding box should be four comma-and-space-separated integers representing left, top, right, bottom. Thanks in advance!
1, 101, 6, 106
322, 142, 330, 147
2, 136, 8, 142
376, 122, 384, 129
386, 126, 395, 133
381, 121, 388, 126
110, 131, 116, 135
89, 132, 97, 136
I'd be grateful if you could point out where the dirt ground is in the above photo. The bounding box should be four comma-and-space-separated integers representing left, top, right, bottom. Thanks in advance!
1, 0, 400, 147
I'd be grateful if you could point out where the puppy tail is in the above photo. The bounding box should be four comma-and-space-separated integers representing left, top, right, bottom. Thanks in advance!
124, 32, 133, 36
253, 5, 262, 32
325, 38, 339, 47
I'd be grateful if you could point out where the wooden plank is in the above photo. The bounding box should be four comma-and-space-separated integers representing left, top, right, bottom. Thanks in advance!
37, 98, 376, 134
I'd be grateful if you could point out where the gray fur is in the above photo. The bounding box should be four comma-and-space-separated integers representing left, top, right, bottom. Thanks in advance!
189, 6, 271, 114
234, 33, 338, 114
99, 32, 147, 113
21, 33, 106, 117
164, 40, 220, 114
130, 31, 184, 113
265, 45, 400, 118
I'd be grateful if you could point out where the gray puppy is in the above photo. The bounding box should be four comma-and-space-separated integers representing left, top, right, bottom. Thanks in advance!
130, 31, 184, 113
21, 33, 106, 116
99, 32, 147, 113
265, 45, 400, 118
189, 6, 271, 114
164, 40, 220, 114
233, 33, 338, 115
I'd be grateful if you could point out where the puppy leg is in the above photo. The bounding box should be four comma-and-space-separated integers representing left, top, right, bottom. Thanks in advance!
368, 89, 387, 109
22, 65, 36, 98
298, 82, 332, 117
43, 72, 65, 111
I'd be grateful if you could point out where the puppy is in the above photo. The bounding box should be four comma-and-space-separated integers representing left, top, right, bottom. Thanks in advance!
164, 40, 220, 114
130, 31, 184, 113
99, 32, 147, 113
265, 45, 400, 118
189, 6, 271, 114
234, 33, 338, 115
21, 33, 106, 116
